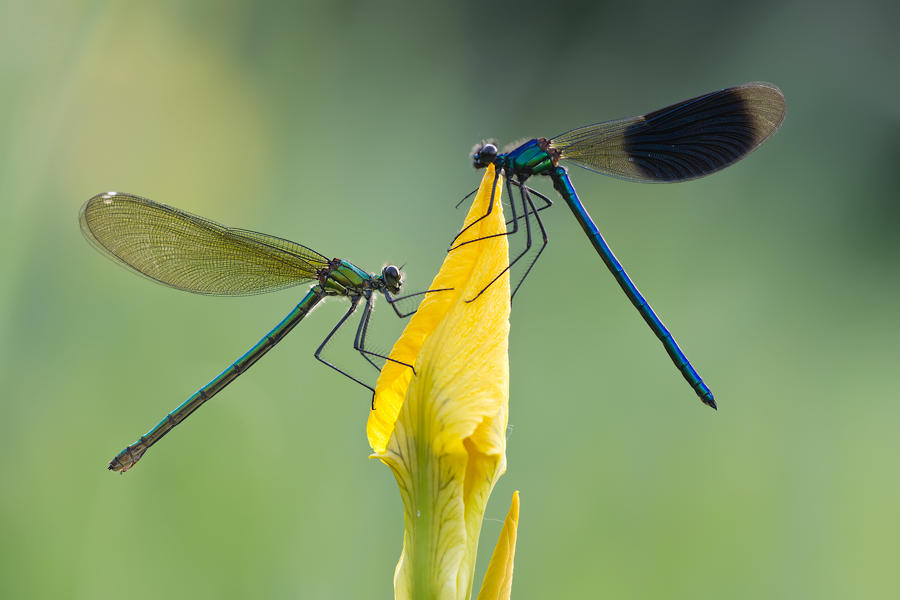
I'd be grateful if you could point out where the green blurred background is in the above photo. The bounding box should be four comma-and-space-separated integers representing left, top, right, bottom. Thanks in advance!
2, 0, 898, 598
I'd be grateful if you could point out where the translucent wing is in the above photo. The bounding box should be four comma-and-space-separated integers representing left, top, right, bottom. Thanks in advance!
80, 192, 330, 296
550, 82, 786, 183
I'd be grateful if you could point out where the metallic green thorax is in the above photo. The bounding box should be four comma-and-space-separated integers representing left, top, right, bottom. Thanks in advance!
323, 260, 375, 294
504, 138, 557, 178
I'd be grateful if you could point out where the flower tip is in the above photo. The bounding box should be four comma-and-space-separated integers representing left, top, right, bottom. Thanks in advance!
476, 491, 520, 600
509, 490, 519, 518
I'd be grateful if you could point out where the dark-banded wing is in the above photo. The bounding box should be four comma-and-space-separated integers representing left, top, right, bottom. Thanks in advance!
550, 82, 786, 183
80, 192, 330, 295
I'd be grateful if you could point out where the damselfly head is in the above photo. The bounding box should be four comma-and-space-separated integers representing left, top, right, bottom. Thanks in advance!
471, 140, 498, 169
381, 265, 402, 294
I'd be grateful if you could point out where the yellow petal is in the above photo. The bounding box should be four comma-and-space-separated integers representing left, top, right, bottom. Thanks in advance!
476, 492, 520, 600
368, 164, 509, 454
374, 165, 511, 600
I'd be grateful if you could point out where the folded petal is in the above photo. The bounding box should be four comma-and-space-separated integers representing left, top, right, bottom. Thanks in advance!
477, 492, 520, 600
368, 165, 510, 455
372, 165, 511, 600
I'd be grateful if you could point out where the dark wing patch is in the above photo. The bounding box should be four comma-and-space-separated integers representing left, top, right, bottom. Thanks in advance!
551, 82, 786, 183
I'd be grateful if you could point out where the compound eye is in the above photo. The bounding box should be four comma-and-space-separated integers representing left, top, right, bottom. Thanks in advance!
472, 142, 498, 169
383, 265, 401, 288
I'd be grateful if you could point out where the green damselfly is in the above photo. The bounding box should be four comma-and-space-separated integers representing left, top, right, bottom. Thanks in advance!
81, 192, 428, 472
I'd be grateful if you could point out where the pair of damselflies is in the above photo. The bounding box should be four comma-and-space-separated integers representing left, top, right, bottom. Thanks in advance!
83, 82, 785, 471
